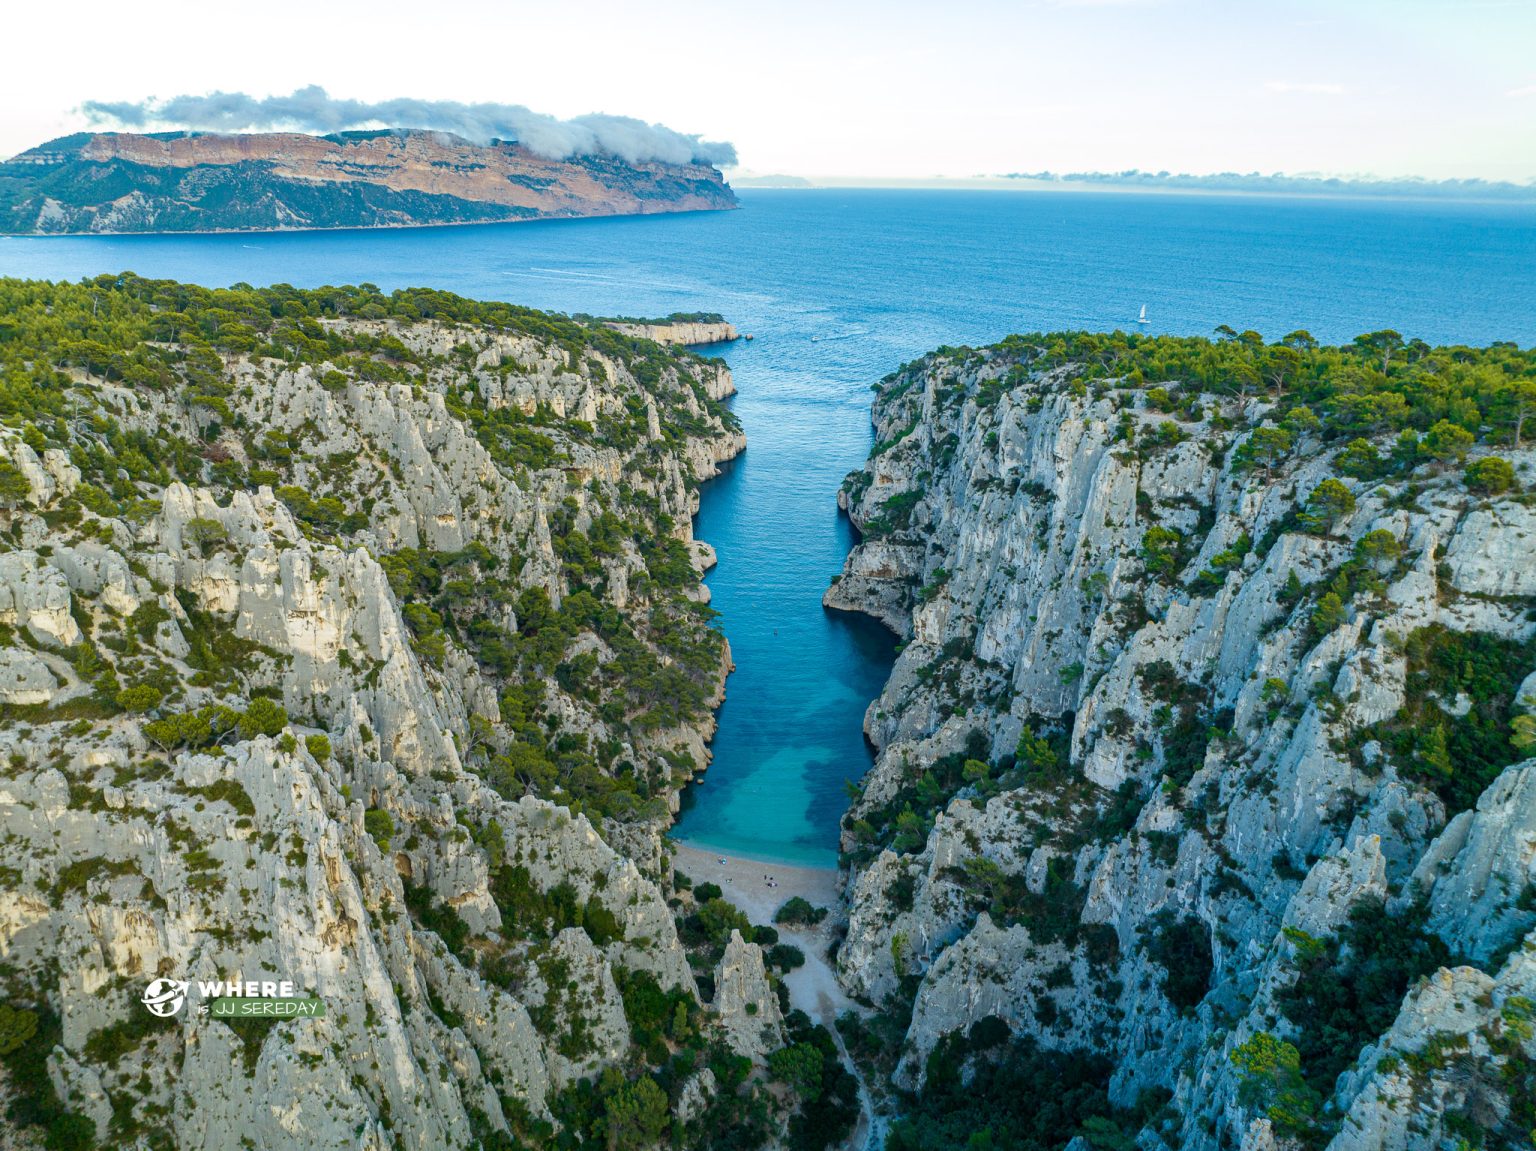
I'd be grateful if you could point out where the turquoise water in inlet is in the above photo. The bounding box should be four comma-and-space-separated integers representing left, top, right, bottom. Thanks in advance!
3, 190, 1534, 864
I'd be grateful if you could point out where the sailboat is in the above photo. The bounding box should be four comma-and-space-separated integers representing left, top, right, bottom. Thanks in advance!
1137, 303, 1149, 325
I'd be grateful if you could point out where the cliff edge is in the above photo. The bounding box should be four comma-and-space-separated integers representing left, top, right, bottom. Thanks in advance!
828, 331, 1536, 1150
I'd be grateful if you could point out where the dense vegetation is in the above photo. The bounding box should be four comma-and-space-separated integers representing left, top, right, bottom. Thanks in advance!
1353, 624, 1535, 814
885, 1024, 1153, 1151
993, 326, 1534, 452
0, 273, 766, 1149
0, 273, 736, 828
1278, 900, 1452, 1102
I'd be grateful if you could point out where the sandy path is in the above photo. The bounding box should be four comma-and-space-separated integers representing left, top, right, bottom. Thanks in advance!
670, 841, 858, 1030
671, 841, 878, 1149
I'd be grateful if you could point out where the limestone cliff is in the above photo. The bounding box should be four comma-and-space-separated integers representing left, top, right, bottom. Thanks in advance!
605, 320, 741, 348
0, 129, 737, 234
827, 335, 1536, 1149
0, 276, 796, 1150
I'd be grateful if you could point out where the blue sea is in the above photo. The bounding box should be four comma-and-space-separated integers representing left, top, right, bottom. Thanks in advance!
4, 189, 1533, 865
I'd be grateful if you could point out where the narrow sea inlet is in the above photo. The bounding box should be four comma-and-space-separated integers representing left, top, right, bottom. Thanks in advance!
4, 188, 1531, 865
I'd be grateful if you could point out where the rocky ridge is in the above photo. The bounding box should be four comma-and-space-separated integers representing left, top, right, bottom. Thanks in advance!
826, 334, 1536, 1149
0, 129, 738, 234
0, 276, 805, 1150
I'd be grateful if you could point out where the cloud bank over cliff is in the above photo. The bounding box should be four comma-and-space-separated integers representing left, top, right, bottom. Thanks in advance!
80, 85, 737, 167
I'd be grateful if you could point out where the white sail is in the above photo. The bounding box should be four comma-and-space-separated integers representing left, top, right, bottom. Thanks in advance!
1138, 303, 1148, 322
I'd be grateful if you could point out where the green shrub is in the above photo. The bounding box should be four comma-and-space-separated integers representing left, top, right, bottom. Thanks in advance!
769, 1042, 825, 1101
774, 896, 829, 926
364, 808, 394, 851
1300, 479, 1356, 533
1421, 419, 1474, 465
0, 1005, 37, 1056
1140, 525, 1184, 579
0, 459, 30, 505
1229, 1031, 1322, 1139
183, 516, 228, 556
115, 684, 163, 713
238, 697, 288, 739
767, 943, 806, 971
1310, 591, 1346, 637
1145, 913, 1212, 1011
1465, 456, 1516, 494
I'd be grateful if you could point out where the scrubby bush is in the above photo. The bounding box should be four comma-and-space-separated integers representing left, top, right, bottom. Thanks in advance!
363, 808, 394, 851
1145, 913, 1213, 1011
1139, 525, 1184, 579
115, 684, 163, 713
774, 896, 829, 927
1466, 455, 1516, 494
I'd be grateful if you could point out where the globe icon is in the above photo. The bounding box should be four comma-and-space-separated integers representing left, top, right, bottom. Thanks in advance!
141, 978, 187, 1018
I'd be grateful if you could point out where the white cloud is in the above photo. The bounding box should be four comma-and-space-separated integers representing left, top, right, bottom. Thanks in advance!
1507, 84, 1536, 97
1265, 81, 1347, 96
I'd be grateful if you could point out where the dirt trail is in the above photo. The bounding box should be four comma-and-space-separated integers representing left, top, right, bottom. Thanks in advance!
670, 842, 880, 1149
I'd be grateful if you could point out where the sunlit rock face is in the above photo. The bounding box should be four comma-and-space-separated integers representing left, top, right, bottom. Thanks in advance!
827, 341, 1536, 1150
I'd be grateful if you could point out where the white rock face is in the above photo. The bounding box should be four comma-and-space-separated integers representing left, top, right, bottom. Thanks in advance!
1443, 503, 1536, 597
0, 646, 58, 704
826, 345, 1536, 1150
0, 551, 82, 646
606, 320, 740, 351
0, 309, 763, 1150
1325, 945, 1536, 1151
1412, 760, 1536, 964
676, 1067, 718, 1124
712, 930, 785, 1060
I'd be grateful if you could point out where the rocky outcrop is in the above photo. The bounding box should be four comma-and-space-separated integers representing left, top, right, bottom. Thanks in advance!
712, 930, 785, 1059
0, 129, 738, 234
1323, 944, 1536, 1151
0, 646, 58, 704
827, 340, 1536, 1150
606, 320, 740, 348
0, 278, 764, 1150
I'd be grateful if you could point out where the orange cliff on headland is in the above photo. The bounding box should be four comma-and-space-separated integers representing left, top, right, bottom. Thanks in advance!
0, 128, 738, 234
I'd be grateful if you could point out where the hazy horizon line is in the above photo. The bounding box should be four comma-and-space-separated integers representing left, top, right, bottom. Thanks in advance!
728, 169, 1536, 201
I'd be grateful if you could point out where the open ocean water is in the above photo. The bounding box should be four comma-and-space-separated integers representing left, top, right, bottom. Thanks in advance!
4, 188, 1533, 865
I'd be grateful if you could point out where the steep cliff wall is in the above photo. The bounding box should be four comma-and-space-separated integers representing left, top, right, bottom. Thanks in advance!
606, 321, 741, 348
0, 129, 738, 233
827, 334, 1536, 1150
0, 276, 823, 1150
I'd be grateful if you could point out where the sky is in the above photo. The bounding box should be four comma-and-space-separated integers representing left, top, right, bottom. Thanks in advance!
3, 0, 1533, 181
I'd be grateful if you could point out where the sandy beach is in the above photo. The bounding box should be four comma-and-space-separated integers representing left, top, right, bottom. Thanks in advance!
670, 841, 860, 1023
671, 841, 879, 1149
669, 841, 842, 925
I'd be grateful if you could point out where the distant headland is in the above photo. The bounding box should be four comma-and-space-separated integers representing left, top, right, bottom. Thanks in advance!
0, 128, 738, 234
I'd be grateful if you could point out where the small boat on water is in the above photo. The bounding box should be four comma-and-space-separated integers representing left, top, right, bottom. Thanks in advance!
1137, 303, 1150, 325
